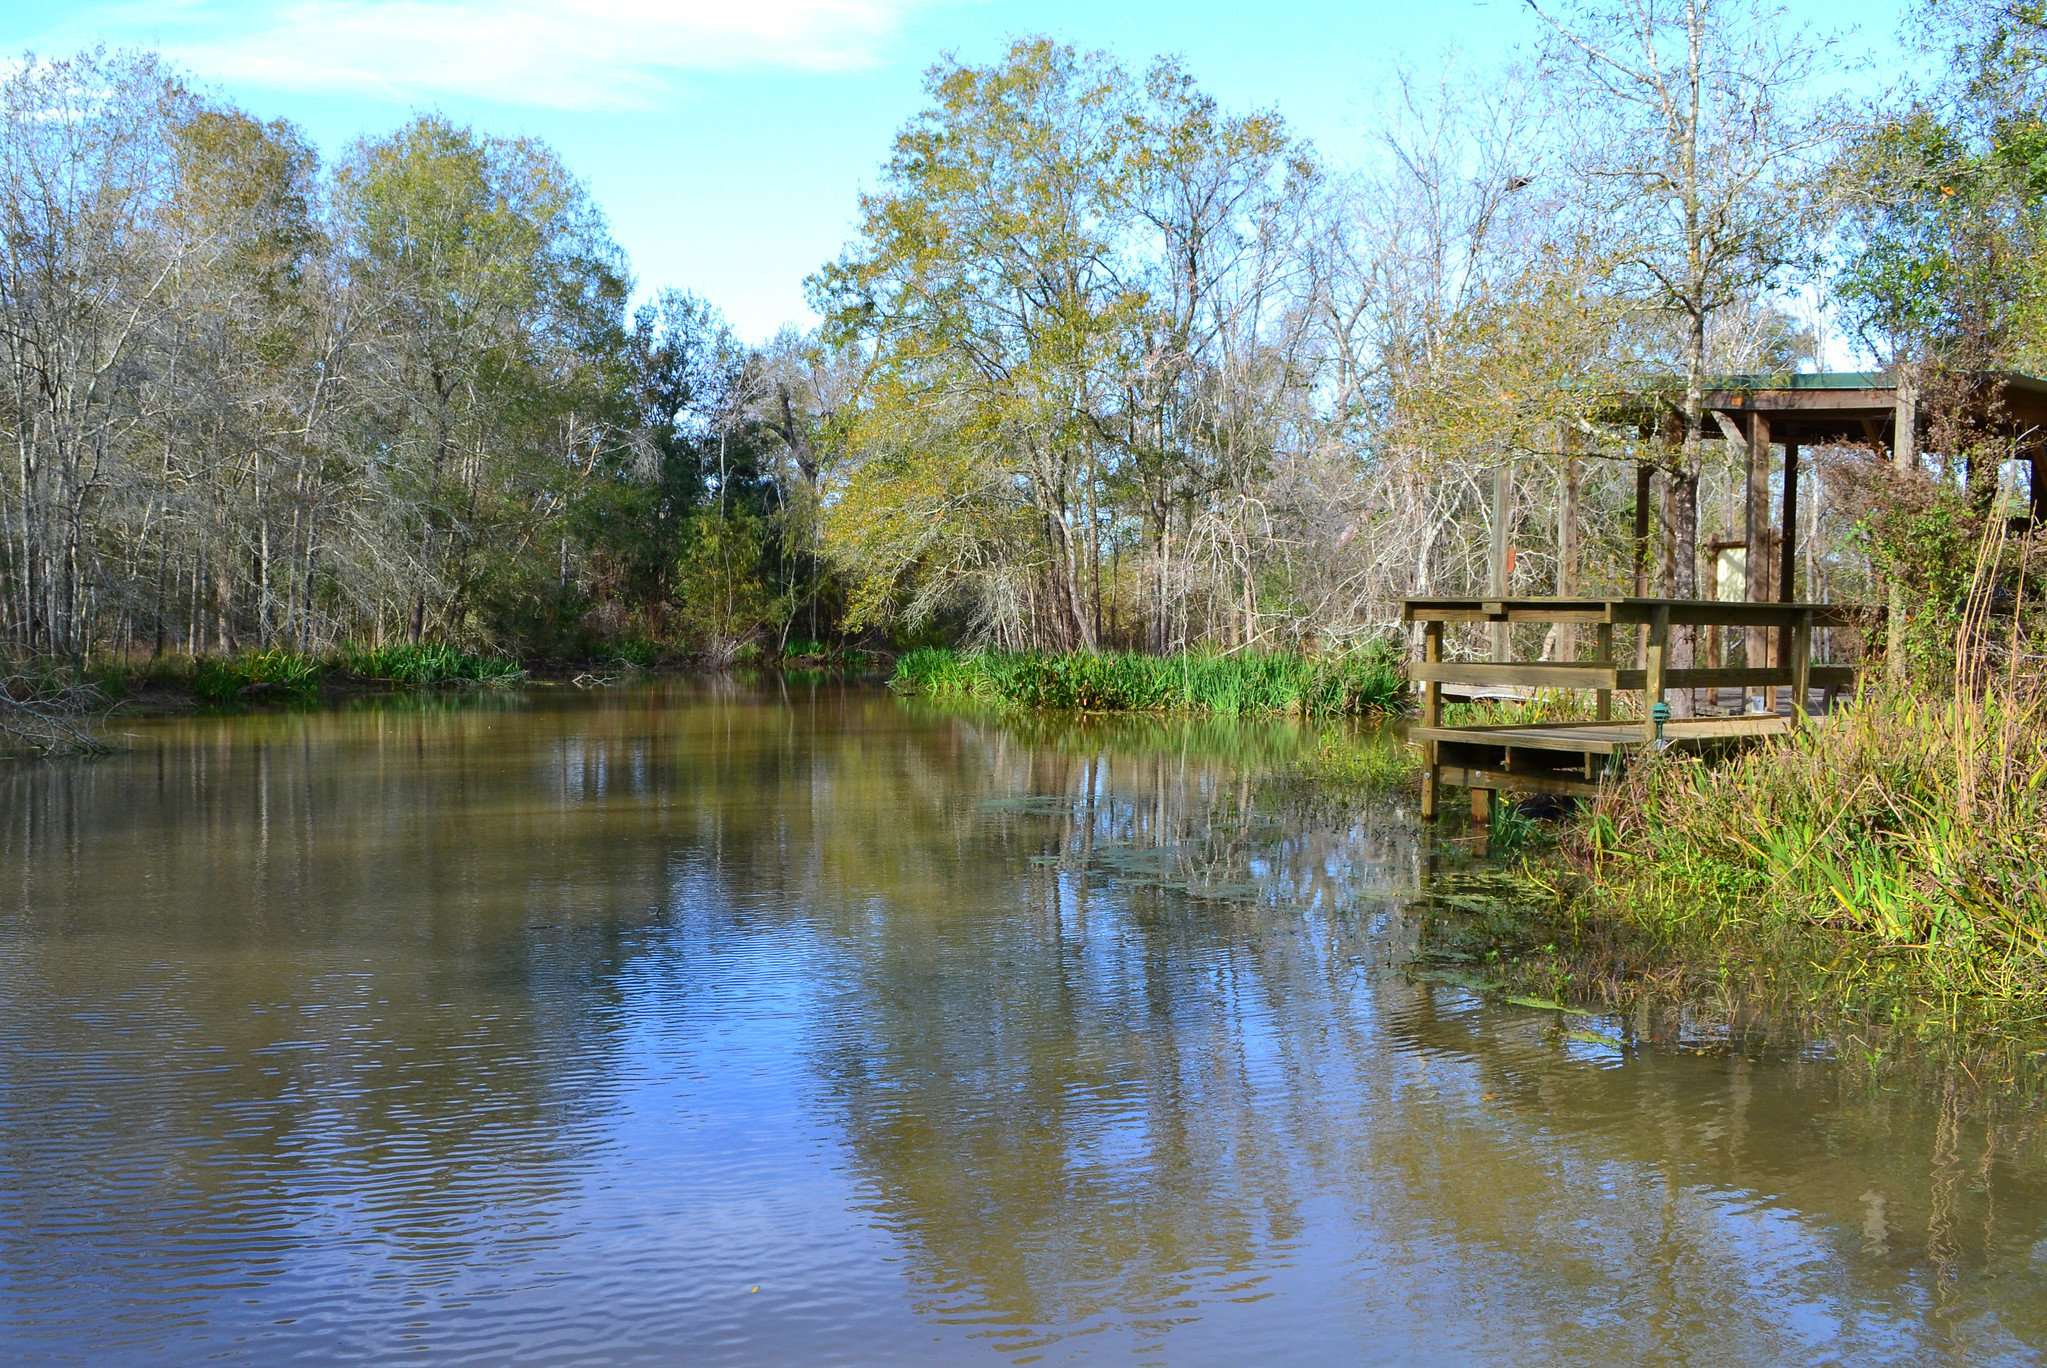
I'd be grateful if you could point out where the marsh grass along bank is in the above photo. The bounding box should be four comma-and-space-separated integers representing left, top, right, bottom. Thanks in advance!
1268, 680, 2047, 1013
165, 644, 526, 703
1505, 685, 2047, 1003
890, 647, 1408, 717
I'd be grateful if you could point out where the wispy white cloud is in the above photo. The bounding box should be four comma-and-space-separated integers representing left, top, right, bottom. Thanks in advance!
135, 0, 938, 110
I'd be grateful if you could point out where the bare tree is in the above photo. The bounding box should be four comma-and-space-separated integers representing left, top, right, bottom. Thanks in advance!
1528, 0, 1837, 691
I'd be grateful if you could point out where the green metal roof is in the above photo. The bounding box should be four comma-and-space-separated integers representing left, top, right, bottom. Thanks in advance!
1706, 369, 2047, 392
1709, 371, 1890, 390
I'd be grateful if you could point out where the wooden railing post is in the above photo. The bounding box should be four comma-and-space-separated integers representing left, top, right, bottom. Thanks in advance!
1595, 621, 1613, 721
1643, 605, 1670, 746
1421, 619, 1443, 819
1791, 610, 1812, 722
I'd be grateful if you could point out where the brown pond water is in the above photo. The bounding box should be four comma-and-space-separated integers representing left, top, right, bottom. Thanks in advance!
2, 680, 2045, 1365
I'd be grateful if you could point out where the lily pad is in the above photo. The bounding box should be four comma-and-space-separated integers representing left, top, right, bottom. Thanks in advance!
1411, 969, 1505, 993
1565, 1028, 1627, 1049
978, 795, 1080, 815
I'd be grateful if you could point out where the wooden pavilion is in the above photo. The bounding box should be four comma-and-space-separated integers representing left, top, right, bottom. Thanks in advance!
1408, 369, 2047, 822
1688, 369, 2047, 602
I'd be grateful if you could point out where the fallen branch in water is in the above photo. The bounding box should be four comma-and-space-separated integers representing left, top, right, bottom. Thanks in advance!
0, 667, 107, 756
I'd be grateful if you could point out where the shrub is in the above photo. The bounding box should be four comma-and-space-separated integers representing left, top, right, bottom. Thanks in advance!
606, 639, 660, 668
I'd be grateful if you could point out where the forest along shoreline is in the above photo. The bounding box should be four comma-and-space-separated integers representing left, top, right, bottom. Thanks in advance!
17, 639, 887, 727
890, 645, 2047, 1085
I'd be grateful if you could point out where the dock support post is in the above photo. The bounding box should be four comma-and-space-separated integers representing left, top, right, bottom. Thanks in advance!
1421, 620, 1443, 819
1471, 785, 1493, 823
1643, 605, 1669, 747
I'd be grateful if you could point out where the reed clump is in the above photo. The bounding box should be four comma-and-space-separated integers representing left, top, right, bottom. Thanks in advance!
338, 643, 524, 686
891, 646, 1407, 717
1551, 683, 2047, 999
189, 649, 327, 702
1298, 732, 1422, 788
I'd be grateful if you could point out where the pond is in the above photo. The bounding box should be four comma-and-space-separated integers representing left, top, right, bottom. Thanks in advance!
3, 681, 2045, 1365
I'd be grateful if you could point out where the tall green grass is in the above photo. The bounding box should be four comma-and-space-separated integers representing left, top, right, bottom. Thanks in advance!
1442, 690, 1641, 727
339, 643, 523, 685
146, 642, 522, 703
891, 646, 1407, 717
1295, 732, 1421, 788
1548, 684, 2047, 999
189, 650, 327, 702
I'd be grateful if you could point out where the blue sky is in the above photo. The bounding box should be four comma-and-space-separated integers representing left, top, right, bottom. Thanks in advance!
5, 0, 1916, 341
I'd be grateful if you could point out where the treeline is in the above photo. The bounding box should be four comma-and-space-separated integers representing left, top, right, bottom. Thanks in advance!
811, 3, 2047, 680
813, 14, 1833, 662
0, 49, 833, 668
11, 1, 2047, 678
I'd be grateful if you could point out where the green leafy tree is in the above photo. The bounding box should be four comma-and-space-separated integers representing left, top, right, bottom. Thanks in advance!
814, 39, 1317, 651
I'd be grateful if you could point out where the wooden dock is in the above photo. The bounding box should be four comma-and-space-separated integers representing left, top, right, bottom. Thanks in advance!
1403, 596, 1865, 818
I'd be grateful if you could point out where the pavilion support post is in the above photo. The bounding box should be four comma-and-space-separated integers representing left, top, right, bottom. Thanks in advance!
1643, 605, 1669, 746
1421, 620, 1443, 821
1745, 412, 1772, 711
1889, 368, 1919, 682
1778, 443, 1800, 605
1558, 428, 1581, 660
1778, 442, 1800, 681
1631, 464, 1653, 593
1490, 464, 1513, 662
1659, 470, 1677, 597
1632, 463, 1653, 668
2031, 448, 2047, 525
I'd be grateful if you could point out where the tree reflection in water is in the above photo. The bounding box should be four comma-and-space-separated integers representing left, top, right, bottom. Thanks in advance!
0, 679, 2042, 1364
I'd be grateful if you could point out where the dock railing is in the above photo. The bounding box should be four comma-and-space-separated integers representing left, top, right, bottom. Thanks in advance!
1401, 596, 1867, 820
